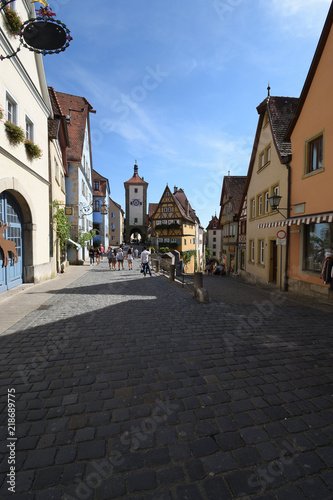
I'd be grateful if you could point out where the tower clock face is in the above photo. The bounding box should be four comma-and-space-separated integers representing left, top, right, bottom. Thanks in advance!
132, 199, 140, 206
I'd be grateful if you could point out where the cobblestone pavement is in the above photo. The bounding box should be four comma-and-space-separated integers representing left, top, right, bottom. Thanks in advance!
0, 259, 333, 500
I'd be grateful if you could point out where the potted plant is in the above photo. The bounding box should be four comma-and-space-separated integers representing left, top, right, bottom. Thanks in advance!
3, 6, 22, 36
61, 263, 65, 273
24, 139, 42, 160
4, 121, 25, 145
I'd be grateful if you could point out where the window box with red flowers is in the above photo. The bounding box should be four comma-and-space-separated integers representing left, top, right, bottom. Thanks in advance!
4, 121, 25, 145
24, 139, 42, 160
3, 6, 22, 36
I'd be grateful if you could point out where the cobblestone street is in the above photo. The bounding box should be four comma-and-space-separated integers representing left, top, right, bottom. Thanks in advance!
0, 259, 333, 500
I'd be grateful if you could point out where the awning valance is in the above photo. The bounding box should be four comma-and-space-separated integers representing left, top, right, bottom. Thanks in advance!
258, 212, 333, 229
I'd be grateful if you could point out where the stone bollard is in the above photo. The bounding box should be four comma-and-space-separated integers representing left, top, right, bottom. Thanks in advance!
196, 287, 210, 303
169, 264, 175, 282
154, 260, 160, 273
194, 272, 209, 303
194, 272, 203, 292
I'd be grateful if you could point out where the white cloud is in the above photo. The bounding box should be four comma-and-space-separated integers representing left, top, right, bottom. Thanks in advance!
269, 0, 331, 37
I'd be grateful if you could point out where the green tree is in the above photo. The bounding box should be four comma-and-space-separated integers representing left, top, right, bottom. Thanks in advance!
51, 201, 71, 252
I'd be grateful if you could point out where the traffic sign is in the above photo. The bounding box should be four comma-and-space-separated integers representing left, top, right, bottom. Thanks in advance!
277, 229, 286, 245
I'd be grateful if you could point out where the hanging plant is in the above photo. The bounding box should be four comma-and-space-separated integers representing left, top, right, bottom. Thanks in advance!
24, 139, 42, 160
3, 6, 23, 36
4, 121, 25, 145
0, 106, 3, 121
51, 201, 71, 252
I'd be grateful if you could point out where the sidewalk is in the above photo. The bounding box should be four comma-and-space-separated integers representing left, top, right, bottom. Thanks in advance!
0, 264, 89, 335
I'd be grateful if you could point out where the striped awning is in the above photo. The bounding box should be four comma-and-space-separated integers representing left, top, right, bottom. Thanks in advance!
258, 212, 333, 229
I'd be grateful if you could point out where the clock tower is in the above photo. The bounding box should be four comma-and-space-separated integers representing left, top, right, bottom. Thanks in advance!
124, 162, 148, 243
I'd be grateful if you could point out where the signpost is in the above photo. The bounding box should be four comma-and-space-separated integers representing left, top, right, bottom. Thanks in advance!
276, 230, 286, 290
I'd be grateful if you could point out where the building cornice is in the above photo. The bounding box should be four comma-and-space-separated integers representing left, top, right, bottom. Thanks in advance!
0, 146, 49, 186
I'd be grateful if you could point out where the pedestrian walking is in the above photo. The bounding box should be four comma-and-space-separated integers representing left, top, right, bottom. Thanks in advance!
112, 249, 117, 270
127, 246, 134, 270
107, 247, 113, 270
89, 246, 94, 266
96, 246, 101, 265
134, 248, 139, 259
100, 245, 104, 261
116, 247, 124, 270
141, 246, 152, 277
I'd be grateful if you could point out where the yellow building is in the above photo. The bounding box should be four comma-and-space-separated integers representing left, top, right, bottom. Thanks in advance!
150, 186, 199, 273
245, 94, 299, 289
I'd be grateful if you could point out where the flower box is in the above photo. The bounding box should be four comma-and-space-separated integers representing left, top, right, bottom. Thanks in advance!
4, 121, 25, 145
24, 139, 42, 160
3, 6, 22, 36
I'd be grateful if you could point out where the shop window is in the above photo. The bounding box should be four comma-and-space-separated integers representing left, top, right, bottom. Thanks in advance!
304, 222, 333, 272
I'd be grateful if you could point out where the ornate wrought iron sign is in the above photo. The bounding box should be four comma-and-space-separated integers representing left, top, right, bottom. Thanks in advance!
1, 1, 72, 60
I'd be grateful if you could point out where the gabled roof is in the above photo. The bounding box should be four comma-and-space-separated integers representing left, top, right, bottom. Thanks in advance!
243, 95, 298, 199
206, 215, 223, 231
286, 2, 333, 139
257, 96, 299, 159
173, 188, 200, 224
124, 163, 148, 186
110, 197, 124, 214
54, 91, 95, 163
148, 203, 158, 218
93, 169, 109, 197
219, 176, 247, 213
150, 185, 200, 224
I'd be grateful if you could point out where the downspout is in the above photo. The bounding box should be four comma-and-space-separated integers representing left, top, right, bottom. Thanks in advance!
284, 160, 291, 292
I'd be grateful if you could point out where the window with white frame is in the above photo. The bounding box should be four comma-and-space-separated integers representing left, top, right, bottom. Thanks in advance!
110, 212, 115, 218
25, 115, 34, 141
6, 91, 18, 124
250, 240, 254, 262
258, 195, 263, 216
251, 199, 255, 219
259, 240, 265, 265
273, 185, 279, 196
265, 191, 269, 213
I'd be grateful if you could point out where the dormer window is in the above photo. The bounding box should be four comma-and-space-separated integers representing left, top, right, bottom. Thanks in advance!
94, 181, 99, 190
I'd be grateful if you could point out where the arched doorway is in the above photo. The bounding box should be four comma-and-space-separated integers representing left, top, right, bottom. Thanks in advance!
0, 192, 23, 292
130, 228, 143, 244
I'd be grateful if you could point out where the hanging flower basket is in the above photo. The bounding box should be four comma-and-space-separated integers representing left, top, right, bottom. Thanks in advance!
4, 121, 25, 145
3, 6, 23, 36
24, 139, 43, 160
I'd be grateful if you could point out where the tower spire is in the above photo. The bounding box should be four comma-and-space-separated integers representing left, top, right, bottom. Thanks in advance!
134, 161, 138, 175
267, 83, 271, 97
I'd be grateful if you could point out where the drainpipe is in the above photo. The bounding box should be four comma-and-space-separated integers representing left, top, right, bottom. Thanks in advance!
284, 161, 291, 292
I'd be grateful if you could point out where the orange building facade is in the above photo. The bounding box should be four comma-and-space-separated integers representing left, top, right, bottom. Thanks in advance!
286, 4, 333, 298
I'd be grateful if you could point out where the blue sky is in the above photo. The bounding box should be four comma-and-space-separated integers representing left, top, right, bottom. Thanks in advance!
44, 0, 331, 229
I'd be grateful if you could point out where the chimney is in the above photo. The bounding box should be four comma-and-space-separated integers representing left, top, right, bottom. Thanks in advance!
174, 186, 178, 194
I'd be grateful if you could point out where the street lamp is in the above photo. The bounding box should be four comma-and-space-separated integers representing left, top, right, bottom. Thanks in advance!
267, 195, 288, 219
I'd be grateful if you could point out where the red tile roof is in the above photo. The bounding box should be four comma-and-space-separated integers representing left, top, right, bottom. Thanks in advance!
54, 91, 95, 163
124, 163, 148, 186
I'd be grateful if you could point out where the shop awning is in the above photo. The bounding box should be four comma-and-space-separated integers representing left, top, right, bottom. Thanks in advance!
258, 212, 333, 229
66, 238, 82, 249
